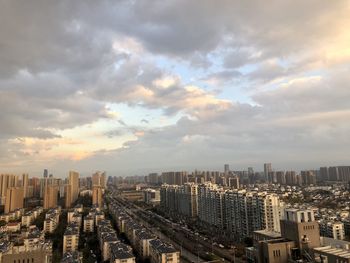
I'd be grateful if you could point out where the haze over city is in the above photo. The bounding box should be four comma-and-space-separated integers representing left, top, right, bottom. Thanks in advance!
1, 1, 350, 176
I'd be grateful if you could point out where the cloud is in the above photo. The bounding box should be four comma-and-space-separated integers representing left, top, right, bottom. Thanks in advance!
0, 0, 350, 175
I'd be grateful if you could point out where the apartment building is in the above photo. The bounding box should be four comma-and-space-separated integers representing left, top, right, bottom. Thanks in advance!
63, 225, 79, 253
83, 215, 94, 232
149, 239, 180, 263
319, 221, 345, 240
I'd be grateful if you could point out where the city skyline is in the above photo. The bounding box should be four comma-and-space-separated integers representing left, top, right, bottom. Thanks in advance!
1, 1, 350, 176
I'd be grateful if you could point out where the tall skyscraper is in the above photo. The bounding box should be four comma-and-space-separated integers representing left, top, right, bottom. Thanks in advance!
65, 184, 72, 208
224, 164, 230, 174
92, 172, 101, 186
100, 172, 107, 188
68, 171, 79, 203
43, 169, 48, 178
264, 163, 272, 182
92, 186, 103, 207
0, 174, 18, 205
22, 173, 28, 198
43, 185, 59, 209
5, 187, 24, 213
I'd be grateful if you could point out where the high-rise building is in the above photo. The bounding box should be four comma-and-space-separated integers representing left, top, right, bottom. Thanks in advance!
276, 171, 286, 185
329, 167, 339, 181
5, 187, 24, 213
92, 172, 101, 186
161, 172, 187, 185
22, 173, 28, 198
301, 170, 317, 185
92, 186, 103, 207
147, 173, 159, 185
224, 164, 230, 174
100, 172, 107, 188
338, 166, 350, 182
319, 167, 329, 181
0, 174, 18, 205
65, 184, 73, 208
224, 190, 283, 240
43, 169, 48, 178
92, 171, 107, 189
30, 177, 41, 197
264, 163, 272, 182
44, 185, 59, 209
68, 171, 79, 204
228, 176, 240, 189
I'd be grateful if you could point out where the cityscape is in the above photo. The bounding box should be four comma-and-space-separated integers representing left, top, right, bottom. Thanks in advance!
1, 1, 350, 263
1, 165, 350, 262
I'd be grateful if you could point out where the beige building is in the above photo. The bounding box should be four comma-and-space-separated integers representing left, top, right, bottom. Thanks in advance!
22, 173, 29, 198
280, 208, 321, 250
63, 227, 79, 253
65, 184, 73, 208
92, 171, 107, 188
254, 208, 321, 263
134, 229, 156, 258
84, 215, 94, 232
2, 241, 53, 263
110, 242, 136, 263
92, 186, 103, 207
43, 185, 59, 209
0, 174, 18, 205
149, 239, 180, 263
5, 187, 24, 213
44, 217, 58, 233
68, 171, 79, 205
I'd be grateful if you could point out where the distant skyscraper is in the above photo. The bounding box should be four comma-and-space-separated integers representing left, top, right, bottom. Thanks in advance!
264, 163, 272, 182
319, 167, 329, 181
69, 171, 79, 202
224, 164, 230, 174
92, 172, 101, 186
22, 173, 28, 198
100, 172, 107, 188
65, 184, 72, 208
43, 169, 48, 178
92, 186, 103, 207
92, 171, 107, 189
44, 185, 59, 209
0, 174, 18, 205
5, 187, 24, 213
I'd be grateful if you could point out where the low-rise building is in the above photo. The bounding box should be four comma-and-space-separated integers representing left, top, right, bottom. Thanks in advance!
22, 212, 34, 227
134, 229, 156, 258
61, 251, 83, 263
1, 240, 52, 263
110, 242, 136, 263
319, 221, 345, 240
149, 239, 180, 263
6, 222, 21, 232
83, 215, 94, 232
63, 225, 79, 253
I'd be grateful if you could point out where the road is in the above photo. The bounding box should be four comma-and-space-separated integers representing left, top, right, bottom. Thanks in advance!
109, 189, 246, 263
109, 195, 205, 263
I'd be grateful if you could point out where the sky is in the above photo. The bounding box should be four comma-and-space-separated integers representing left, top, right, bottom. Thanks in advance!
1, 0, 350, 177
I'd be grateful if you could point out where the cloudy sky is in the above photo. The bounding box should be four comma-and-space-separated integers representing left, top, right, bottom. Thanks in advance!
1, 1, 350, 177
